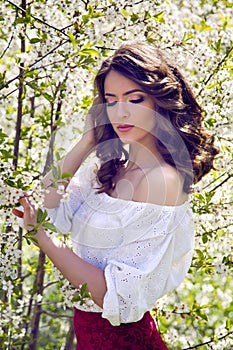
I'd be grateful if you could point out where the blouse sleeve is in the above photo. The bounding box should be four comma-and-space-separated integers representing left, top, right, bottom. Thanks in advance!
45, 165, 95, 233
102, 207, 194, 326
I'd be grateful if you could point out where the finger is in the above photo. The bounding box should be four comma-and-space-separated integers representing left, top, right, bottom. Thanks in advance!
19, 196, 32, 210
19, 191, 29, 199
12, 208, 24, 218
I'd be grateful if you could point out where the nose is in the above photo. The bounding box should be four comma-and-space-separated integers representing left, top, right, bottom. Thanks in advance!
116, 102, 130, 119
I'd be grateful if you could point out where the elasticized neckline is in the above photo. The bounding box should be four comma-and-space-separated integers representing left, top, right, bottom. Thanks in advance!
100, 191, 190, 210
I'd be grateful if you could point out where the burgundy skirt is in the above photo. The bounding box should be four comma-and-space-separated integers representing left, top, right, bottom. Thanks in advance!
74, 308, 169, 350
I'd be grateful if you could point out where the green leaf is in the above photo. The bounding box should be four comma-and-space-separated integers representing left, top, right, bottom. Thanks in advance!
37, 208, 44, 223
30, 38, 41, 44
37, 208, 47, 224
28, 236, 39, 245
5, 179, 16, 187
78, 48, 100, 57
25, 237, 32, 245
121, 9, 128, 17
42, 222, 57, 232
25, 226, 37, 235
226, 318, 233, 330
61, 172, 73, 179
206, 118, 217, 126
52, 165, 60, 180
68, 31, 77, 49
153, 11, 165, 24
43, 92, 54, 103
15, 18, 30, 25
131, 13, 139, 23
80, 283, 88, 294
202, 234, 208, 244
0, 129, 8, 140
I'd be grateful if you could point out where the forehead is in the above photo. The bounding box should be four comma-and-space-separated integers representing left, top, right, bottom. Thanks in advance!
104, 70, 141, 94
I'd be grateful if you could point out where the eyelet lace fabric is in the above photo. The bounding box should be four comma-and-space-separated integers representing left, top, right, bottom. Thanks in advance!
46, 165, 195, 326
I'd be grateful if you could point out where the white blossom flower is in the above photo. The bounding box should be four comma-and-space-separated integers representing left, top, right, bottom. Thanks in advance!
56, 184, 65, 195
0, 0, 232, 347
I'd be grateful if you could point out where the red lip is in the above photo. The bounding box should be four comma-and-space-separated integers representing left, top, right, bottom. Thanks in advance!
117, 124, 134, 132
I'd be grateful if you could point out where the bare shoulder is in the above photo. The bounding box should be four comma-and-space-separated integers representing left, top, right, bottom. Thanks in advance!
140, 163, 188, 206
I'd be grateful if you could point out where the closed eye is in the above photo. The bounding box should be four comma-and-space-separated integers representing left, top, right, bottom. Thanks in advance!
106, 100, 117, 107
106, 96, 144, 107
129, 97, 144, 104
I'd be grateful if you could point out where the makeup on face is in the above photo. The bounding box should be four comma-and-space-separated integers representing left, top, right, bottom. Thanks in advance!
103, 70, 156, 145
104, 89, 145, 107
117, 124, 135, 133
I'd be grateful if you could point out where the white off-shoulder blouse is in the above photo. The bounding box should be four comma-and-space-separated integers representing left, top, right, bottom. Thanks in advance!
46, 165, 195, 326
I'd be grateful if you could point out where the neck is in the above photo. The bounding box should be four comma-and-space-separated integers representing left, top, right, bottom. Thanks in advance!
127, 140, 164, 170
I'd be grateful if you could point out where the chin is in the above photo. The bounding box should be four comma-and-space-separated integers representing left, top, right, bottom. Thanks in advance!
118, 136, 135, 144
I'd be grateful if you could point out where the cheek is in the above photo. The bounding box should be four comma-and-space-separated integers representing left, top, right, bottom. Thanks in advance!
106, 108, 116, 124
136, 110, 156, 129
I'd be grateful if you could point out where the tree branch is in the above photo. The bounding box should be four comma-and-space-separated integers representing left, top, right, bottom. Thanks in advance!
5, 0, 69, 37
40, 310, 73, 319
197, 44, 233, 97
64, 319, 75, 350
28, 249, 46, 350
209, 174, 232, 192
0, 39, 68, 91
0, 32, 15, 59
182, 331, 233, 349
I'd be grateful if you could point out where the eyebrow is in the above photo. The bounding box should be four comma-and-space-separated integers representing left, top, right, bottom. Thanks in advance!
104, 89, 144, 97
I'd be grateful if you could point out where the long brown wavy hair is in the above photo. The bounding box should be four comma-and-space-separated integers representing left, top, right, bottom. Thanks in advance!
91, 41, 218, 194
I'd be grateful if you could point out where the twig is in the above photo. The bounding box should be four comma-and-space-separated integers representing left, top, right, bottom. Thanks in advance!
182, 331, 233, 349
29, 249, 46, 350
28, 38, 71, 69
40, 310, 73, 319
197, 44, 233, 98
64, 319, 75, 350
210, 174, 232, 192
42, 280, 63, 291
5, 0, 69, 37
202, 165, 232, 190
0, 39, 68, 91
0, 32, 15, 59
195, 222, 233, 237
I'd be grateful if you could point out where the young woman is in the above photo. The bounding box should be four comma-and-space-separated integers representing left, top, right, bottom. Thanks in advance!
14, 42, 218, 349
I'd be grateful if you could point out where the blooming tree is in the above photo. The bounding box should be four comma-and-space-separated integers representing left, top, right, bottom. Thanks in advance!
0, 0, 232, 349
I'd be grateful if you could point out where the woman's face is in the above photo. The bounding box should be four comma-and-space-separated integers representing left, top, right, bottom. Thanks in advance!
104, 70, 156, 145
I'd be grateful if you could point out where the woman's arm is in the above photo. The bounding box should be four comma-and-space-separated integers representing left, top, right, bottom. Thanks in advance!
14, 196, 107, 308
43, 112, 96, 209
36, 231, 106, 307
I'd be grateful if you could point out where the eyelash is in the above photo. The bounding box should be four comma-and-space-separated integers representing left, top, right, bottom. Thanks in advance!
106, 97, 144, 107
106, 101, 117, 107
131, 97, 144, 104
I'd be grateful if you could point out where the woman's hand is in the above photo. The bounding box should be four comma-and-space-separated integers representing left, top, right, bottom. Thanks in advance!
12, 195, 107, 308
81, 95, 101, 148
13, 194, 37, 232
82, 111, 96, 148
